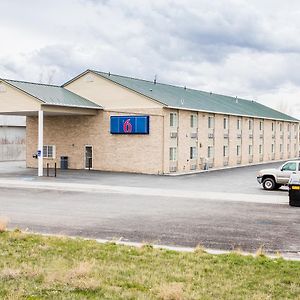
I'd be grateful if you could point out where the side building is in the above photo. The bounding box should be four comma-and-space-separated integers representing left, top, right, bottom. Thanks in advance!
0, 69, 298, 175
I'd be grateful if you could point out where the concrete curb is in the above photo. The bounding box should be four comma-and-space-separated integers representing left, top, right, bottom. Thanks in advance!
20, 231, 300, 262
165, 159, 289, 176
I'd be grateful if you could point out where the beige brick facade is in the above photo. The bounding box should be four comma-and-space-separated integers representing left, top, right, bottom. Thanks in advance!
1, 72, 299, 175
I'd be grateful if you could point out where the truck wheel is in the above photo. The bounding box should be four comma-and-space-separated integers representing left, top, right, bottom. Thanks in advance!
262, 178, 276, 190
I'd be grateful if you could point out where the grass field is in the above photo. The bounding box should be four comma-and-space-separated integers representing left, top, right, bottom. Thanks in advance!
0, 231, 299, 299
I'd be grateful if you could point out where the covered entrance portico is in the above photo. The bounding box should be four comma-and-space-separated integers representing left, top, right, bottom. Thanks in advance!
0, 79, 101, 176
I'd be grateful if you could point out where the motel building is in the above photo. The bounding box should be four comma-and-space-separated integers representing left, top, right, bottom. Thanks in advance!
0, 69, 299, 176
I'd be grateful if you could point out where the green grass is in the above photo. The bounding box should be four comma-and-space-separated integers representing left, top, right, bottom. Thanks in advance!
0, 231, 299, 299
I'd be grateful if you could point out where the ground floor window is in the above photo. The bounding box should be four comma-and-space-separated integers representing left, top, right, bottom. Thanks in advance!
190, 147, 197, 159
223, 145, 228, 157
272, 144, 275, 153
208, 146, 214, 158
249, 145, 253, 156
43, 145, 55, 158
169, 147, 177, 161
259, 144, 263, 154
237, 145, 241, 156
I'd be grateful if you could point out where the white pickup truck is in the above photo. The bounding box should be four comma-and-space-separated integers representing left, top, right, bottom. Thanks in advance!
257, 160, 300, 190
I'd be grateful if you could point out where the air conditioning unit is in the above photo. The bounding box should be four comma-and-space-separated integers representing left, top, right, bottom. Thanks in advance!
208, 133, 214, 139
260, 134, 264, 138
224, 133, 229, 139
190, 164, 197, 170
169, 166, 177, 172
170, 132, 177, 138
249, 134, 253, 139
272, 134, 276, 139
237, 134, 242, 139
190, 132, 197, 138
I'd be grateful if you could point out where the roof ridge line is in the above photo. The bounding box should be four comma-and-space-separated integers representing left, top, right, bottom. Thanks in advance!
91, 70, 256, 103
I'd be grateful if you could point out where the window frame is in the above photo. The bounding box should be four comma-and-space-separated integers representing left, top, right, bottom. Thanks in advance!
43, 145, 56, 159
169, 147, 177, 161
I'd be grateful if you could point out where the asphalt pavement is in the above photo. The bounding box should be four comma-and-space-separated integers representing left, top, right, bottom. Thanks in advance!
0, 161, 299, 257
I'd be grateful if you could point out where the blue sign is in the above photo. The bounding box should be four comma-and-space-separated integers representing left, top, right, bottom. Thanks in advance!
37, 150, 41, 157
110, 116, 150, 134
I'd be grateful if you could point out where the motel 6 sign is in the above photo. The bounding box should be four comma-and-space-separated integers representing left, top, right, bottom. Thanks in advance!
110, 116, 150, 134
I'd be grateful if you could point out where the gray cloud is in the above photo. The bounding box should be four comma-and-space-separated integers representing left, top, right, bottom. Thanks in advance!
0, 0, 300, 118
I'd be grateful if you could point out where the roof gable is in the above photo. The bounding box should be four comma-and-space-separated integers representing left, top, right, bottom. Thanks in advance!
4, 79, 102, 109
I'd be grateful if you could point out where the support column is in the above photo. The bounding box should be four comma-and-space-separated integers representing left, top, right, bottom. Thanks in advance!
38, 110, 44, 176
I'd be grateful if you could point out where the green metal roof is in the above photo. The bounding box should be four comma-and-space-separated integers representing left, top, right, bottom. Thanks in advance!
4, 79, 101, 109
92, 71, 298, 122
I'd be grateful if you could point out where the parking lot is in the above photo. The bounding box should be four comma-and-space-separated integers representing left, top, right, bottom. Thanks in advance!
0, 161, 299, 256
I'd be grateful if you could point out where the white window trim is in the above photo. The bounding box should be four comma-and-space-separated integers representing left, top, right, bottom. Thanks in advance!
43, 145, 56, 159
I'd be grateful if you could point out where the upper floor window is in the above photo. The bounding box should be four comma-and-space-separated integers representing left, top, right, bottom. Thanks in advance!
170, 113, 177, 127
272, 122, 275, 131
223, 145, 228, 157
190, 114, 197, 128
208, 116, 214, 129
259, 121, 264, 131
280, 123, 283, 132
223, 117, 228, 130
237, 119, 241, 130
249, 119, 253, 130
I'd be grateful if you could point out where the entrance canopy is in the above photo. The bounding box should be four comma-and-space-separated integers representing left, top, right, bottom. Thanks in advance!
0, 78, 102, 176
0, 79, 102, 116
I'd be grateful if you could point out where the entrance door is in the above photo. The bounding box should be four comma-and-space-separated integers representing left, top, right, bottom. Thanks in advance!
85, 146, 93, 169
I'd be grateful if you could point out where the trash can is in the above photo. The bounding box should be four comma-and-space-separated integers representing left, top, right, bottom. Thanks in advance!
60, 156, 68, 170
288, 174, 300, 207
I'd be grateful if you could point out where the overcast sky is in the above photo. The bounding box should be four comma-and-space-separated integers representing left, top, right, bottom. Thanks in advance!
0, 0, 299, 118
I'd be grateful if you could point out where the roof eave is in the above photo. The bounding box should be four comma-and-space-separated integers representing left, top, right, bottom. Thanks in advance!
166, 105, 299, 122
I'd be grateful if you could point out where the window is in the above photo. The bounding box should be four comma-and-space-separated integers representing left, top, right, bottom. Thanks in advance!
237, 145, 241, 156
272, 122, 274, 131
190, 114, 197, 128
287, 144, 290, 153
223, 117, 228, 130
259, 144, 263, 154
282, 162, 297, 172
248, 119, 253, 130
169, 147, 177, 161
43, 145, 55, 158
190, 147, 197, 159
237, 119, 241, 130
271, 144, 275, 153
249, 145, 253, 156
208, 116, 214, 129
223, 145, 228, 157
280, 123, 283, 132
280, 144, 283, 153
259, 121, 264, 131
170, 113, 177, 127
208, 146, 214, 158
288, 124, 290, 131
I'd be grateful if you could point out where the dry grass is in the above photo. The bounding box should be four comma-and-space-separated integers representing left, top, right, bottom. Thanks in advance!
255, 245, 266, 257
0, 231, 299, 299
0, 268, 21, 280
157, 283, 184, 300
0, 217, 8, 232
